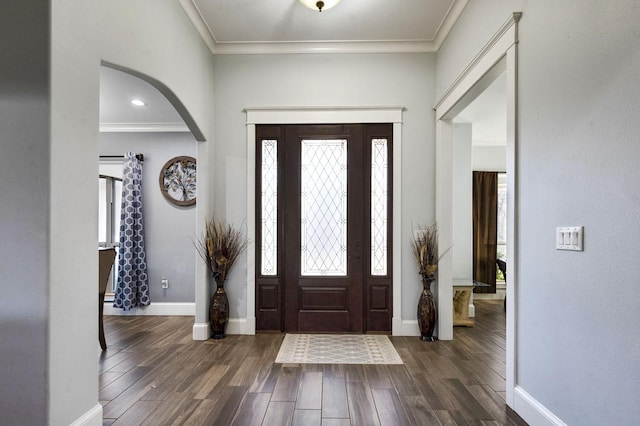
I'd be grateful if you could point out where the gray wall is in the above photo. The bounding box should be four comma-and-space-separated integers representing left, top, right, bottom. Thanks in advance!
99, 0, 214, 141
100, 132, 197, 303
436, 0, 524, 99
439, 1, 640, 424
473, 146, 506, 171
212, 53, 437, 320
1, 0, 102, 424
1, 0, 213, 423
0, 2, 51, 423
452, 124, 473, 279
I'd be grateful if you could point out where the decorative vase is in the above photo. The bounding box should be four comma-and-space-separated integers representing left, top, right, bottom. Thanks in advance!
417, 274, 438, 342
209, 278, 228, 339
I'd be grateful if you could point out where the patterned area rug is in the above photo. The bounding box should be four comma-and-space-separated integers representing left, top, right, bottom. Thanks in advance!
275, 334, 403, 364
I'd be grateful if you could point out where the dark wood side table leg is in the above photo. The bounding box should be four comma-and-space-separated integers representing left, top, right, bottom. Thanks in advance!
99, 292, 107, 350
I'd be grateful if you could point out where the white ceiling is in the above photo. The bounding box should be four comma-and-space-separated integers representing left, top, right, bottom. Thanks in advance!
99, 0, 506, 143
184, 0, 468, 53
454, 73, 507, 146
99, 66, 186, 132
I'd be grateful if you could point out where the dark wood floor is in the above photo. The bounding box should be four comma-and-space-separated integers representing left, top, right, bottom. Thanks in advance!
100, 301, 527, 425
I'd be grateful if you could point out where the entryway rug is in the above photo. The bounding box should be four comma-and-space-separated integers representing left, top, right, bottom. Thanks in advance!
275, 334, 403, 364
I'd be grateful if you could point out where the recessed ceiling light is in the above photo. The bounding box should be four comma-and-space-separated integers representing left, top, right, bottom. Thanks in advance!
131, 99, 146, 106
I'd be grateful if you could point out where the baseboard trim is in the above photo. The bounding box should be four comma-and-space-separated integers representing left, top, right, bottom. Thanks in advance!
104, 302, 195, 316
469, 303, 476, 317
400, 320, 421, 336
513, 386, 566, 426
192, 322, 210, 340
192, 318, 254, 340
392, 317, 402, 335
226, 318, 251, 335
70, 403, 102, 426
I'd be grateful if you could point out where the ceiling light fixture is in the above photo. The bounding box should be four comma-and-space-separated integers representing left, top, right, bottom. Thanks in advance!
131, 99, 146, 107
300, 0, 341, 12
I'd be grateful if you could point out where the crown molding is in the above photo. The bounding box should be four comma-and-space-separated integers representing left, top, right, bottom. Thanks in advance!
434, 12, 521, 114
99, 122, 190, 133
180, 0, 468, 55
178, 0, 217, 53
212, 40, 437, 55
433, 0, 469, 50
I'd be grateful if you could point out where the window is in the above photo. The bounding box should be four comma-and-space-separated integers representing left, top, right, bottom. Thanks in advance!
370, 138, 389, 276
300, 139, 348, 276
260, 139, 278, 276
99, 162, 123, 293
496, 173, 507, 281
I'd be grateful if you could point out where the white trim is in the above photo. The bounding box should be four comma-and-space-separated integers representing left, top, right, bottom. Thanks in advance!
391, 121, 402, 336
70, 404, 102, 426
245, 107, 404, 125
514, 386, 567, 426
434, 11, 521, 408
246, 122, 257, 336
103, 302, 195, 316
192, 322, 210, 340
400, 320, 421, 336
434, 13, 521, 114
433, 0, 470, 51
178, 0, 217, 53
99, 122, 190, 133
225, 318, 254, 335
179, 0, 468, 55
246, 107, 403, 335
192, 318, 256, 340
435, 119, 454, 340
215, 40, 438, 55
505, 32, 519, 409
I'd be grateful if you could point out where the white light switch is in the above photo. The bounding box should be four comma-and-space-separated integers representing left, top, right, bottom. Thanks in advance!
556, 226, 583, 251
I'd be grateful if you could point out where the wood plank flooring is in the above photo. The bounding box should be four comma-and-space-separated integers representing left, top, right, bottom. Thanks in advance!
100, 301, 527, 425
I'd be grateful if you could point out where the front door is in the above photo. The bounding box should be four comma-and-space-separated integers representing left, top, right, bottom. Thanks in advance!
255, 123, 393, 333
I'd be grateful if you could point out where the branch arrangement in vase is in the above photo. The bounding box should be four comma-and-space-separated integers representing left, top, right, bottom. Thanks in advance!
411, 223, 439, 279
195, 216, 248, 282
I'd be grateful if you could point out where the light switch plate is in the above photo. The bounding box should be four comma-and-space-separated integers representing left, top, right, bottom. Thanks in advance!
556, 226, 583, 251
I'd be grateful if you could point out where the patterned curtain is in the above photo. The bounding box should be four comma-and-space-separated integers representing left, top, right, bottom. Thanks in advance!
114, 152, 150, 310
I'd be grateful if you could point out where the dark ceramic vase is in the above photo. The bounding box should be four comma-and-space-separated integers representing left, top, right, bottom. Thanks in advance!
417, 275, 437, 342
209, 279, 228, 339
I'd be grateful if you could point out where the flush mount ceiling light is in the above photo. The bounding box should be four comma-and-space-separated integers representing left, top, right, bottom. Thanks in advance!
130, 99, 146, 106
300, 0, 341, 12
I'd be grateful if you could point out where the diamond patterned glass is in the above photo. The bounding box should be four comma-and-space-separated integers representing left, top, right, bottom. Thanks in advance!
300, 139, 347, 276
371, 138, 388, 276
261, 140, 278, 276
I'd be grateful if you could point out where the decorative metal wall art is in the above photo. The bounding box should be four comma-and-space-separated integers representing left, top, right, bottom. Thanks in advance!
159, 156, 196, 206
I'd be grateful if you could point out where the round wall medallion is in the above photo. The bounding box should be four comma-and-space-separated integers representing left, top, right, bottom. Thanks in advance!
159, 156, 196, 206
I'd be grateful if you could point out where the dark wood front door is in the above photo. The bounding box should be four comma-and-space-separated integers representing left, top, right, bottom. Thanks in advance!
284, 124, 364, 332
255, 123, 393, 333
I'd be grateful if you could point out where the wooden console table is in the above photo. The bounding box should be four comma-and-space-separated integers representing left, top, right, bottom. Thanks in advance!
452, 279, 491, 327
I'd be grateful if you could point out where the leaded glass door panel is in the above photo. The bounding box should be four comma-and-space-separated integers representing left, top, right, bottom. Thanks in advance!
284, 125, 364, 332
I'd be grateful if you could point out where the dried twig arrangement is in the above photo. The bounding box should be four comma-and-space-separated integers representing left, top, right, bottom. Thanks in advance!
195, 216, 248, 282
411, 223, 439, 278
